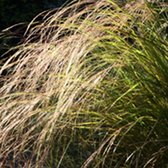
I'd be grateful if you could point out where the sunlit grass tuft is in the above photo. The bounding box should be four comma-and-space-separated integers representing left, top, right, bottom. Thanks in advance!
0, 0, 168, 167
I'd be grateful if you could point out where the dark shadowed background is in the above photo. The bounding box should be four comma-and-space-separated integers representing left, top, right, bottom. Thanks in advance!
0, 0, 71, 57
0, 0, 71, 30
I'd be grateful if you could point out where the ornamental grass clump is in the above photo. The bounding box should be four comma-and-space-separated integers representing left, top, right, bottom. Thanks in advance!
0, 0, 168, 167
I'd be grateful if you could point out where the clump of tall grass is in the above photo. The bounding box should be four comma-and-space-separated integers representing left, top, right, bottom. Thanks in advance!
0, 0, 168, 167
